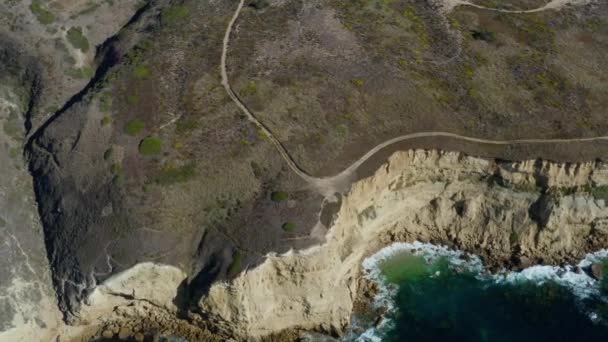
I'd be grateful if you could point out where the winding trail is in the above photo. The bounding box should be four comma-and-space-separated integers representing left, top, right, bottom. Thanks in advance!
451, 0, 594, 14
221, 0, 604, 196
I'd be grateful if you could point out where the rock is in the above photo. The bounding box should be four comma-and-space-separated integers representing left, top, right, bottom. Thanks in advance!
134, 332, 144, 341
118, 327, 131, 340
591, 263, 605, 280
102, 329, 114, 339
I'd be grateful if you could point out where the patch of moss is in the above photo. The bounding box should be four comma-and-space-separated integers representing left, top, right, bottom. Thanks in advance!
271, 191, 288, 202
152, 162, 197, 185
124, 119, 145, 136
30, 1, 55, 25
229, 250, 242, 275
282, 222, 296, 232
138, 137, 163, 155
161, 5, 189, 26
66, 27, 90, 52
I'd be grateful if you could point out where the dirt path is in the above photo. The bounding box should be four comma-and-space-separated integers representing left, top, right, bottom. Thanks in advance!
443, 0, 594, 13
221, 0, 603, 197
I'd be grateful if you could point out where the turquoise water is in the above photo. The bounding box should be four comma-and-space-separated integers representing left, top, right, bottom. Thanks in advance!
359, 244, 608, 342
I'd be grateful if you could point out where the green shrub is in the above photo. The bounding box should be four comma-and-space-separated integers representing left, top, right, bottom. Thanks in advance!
282, 222, 296, 232
271, 191, 288, 202
139, 137, 163, 155
153, 162, 197, 185
124, 119, 145, 136
111, 163, 121, 174
66, 27, 90, 52
132, 64, 151, 78
30, 1, 55, 25
161, 5, 189, 25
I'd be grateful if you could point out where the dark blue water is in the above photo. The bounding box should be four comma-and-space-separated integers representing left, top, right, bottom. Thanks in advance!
374, 252, 608, 342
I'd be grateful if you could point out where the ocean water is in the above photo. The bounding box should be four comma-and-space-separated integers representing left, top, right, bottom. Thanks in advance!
354, 242, 608, 342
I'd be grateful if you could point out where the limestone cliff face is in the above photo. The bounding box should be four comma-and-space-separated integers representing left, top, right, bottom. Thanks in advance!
199, 150, 608, 339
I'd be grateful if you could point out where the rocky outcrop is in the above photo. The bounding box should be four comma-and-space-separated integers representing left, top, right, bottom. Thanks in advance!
197, 150, 608, 339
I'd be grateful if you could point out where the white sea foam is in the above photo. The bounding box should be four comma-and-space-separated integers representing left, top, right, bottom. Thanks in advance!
355, 242, 608, 341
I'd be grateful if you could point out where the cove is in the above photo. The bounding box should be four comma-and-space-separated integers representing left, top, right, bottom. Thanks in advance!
356, 243, 608, 342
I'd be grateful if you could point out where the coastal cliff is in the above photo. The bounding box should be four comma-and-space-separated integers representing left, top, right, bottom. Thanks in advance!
53, 149, 608, 340
199, 150, 608, 339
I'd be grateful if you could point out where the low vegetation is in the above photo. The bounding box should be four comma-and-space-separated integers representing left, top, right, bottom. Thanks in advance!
161, 5, 189, 26
152, 162, 197, 185
176, 118, 199, 133
471, 29, 495, 42
124, 119, 145, 136
132, 64, 151, 78
282, 222, 296, 232
139, 136, 163, 155
30, 1, 55, 25
271, 191, 288, 202
101, 116, 112, 126
99, 92, 113, 112
66, 27, 90, 52
127, 94, 140, 105
591, 185, 608, 202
